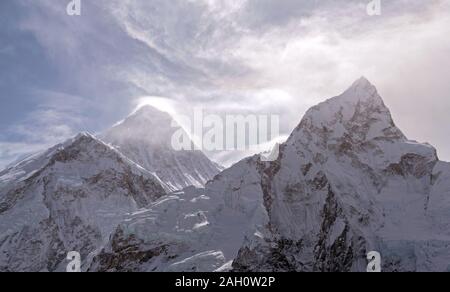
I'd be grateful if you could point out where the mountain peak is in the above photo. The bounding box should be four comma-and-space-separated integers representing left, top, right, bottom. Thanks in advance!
62, 132, 105, 151
131, 105, 171, 120
302, 77, 387, 122
352, 76, 373, 88
341, 76, 379, 103
102, 105, 222, 191
289, 78, 405, 146
103, 105, 176, 147
125, 106, 176, 128
73, 131, 96, 141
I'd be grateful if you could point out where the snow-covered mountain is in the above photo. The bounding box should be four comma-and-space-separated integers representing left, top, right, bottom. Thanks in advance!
2, 78, 449, 272
102, 106, 222, 192
90, 78, 450, 272
0, 133, 166, 272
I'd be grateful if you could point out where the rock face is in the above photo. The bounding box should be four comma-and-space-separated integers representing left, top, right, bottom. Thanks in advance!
0, 133, 166, 272
233, 78, 450, 272
90, 78, 450, 272
102, 106, 222, 192
2, 78, 450, 272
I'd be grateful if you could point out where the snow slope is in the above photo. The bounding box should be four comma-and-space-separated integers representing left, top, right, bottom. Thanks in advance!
0, 133, 166, 272
102, 106, 222, 192
90, 78, 450, 272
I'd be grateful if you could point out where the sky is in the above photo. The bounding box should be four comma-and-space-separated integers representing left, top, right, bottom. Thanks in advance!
0, 0, 449, 168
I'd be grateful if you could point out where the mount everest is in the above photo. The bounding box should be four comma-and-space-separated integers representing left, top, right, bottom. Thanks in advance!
102, 105, 222, 192
1, 78, 450, 272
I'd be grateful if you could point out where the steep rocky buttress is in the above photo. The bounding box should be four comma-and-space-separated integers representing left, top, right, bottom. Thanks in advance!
90, 78, 450, 272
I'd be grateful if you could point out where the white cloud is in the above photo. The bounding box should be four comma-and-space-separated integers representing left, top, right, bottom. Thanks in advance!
0, 90, 97, 169
0, 142, 47, 170
115, 0, 450, 163
3, 0, 450, 167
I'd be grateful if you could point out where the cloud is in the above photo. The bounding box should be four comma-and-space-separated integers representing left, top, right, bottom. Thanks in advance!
1, 0, 449, 167
0, 142, 47, 170
9, 89, 96, 140
0, 89, 98, 169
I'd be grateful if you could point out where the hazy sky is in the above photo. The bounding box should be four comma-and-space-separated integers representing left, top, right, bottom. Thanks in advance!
0, 0, 449, 167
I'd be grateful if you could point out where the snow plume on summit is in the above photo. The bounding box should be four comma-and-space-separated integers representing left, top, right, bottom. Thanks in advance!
102, 106, 222, 192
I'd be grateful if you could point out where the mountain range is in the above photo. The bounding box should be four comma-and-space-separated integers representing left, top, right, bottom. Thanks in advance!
1, 78, 449, 272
